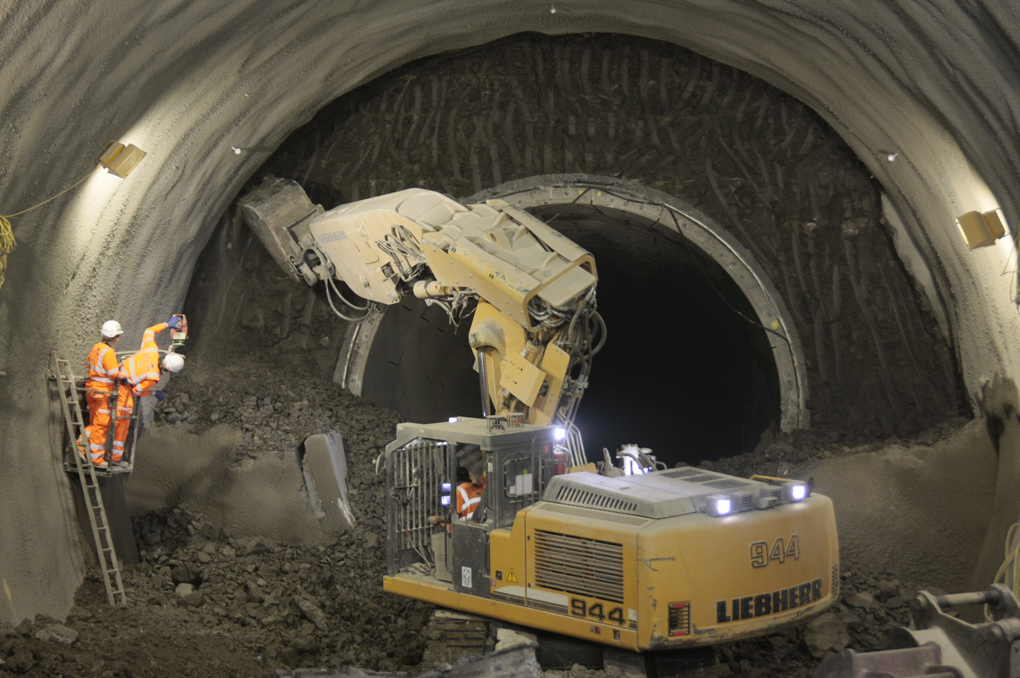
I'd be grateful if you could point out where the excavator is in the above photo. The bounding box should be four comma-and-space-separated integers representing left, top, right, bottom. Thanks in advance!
240, 177, 840, 652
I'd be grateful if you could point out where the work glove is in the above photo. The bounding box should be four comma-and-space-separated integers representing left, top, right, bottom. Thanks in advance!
154, 390, 166, 401
168, 316, 182, 329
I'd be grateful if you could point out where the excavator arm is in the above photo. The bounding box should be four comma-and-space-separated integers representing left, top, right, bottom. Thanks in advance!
240, 177, 604, 429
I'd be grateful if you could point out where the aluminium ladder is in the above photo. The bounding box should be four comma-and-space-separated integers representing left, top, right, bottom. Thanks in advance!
51, 353, 126, 607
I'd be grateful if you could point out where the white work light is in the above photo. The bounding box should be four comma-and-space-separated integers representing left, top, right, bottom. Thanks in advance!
706, 495, 733, 517
782, 483, 809, 502
448, 417, 459, 423
553, 427, 566, 441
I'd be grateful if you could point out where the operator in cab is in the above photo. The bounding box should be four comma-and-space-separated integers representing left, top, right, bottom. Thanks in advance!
429, 444, 486, 526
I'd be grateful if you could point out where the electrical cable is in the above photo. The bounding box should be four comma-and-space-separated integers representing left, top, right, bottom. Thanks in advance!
324, 276, 377, 322
0, 169, 92, 292
989, 521, 1020, 621
0, 216, 14, 292
519, 180, 792, 346
663, 204, 792, 346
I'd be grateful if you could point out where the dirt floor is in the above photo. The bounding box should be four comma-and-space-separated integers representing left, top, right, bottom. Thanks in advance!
0, 339, 970, 676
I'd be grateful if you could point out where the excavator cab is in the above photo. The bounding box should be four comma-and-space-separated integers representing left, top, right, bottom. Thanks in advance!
383, 416, 565, 590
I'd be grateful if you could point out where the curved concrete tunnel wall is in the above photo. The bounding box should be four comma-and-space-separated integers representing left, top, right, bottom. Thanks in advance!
1, 0, 1020, 622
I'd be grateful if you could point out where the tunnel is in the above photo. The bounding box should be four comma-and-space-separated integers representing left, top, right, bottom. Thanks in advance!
3, 2, 1020, 676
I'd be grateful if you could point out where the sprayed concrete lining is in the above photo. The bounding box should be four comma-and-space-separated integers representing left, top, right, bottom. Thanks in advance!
2, 0, 1020, 623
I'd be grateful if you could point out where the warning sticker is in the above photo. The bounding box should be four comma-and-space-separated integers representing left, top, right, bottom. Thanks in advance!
507, 568, 518, 584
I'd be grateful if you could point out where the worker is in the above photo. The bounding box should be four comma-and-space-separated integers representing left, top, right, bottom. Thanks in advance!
81, 320, 125, 466
455, 470, 484, 520
429, 444, 486, 526
111, 316, 185, 466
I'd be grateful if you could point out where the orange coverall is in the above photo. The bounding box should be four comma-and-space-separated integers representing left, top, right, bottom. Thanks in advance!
83, 342, 120, 465
456, 482, 483, 521
113, 323, 170, 460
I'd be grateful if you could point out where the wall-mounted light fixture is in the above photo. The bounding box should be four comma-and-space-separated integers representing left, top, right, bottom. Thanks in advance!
956, 209, 1007, 249
96, 140, 147, 178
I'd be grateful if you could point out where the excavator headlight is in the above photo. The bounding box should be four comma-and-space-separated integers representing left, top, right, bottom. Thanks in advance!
707, 495, 732, 517
784, 483, 808, 502
553, 427, 566, 441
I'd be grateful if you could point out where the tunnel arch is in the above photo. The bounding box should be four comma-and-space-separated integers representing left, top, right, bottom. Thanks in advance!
3, 0, 1019, 626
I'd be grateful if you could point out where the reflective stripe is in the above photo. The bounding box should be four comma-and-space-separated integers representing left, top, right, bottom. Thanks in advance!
457, 485, 482, 520
121, 326, 166, 387
87, 342, 121, 391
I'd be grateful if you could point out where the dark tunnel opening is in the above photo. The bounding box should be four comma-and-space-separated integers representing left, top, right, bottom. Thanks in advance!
542, 206, 781, 464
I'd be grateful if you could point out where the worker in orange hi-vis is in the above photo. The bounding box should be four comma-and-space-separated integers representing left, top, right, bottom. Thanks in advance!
111, 316, 185, 467
428, 444, 486, 528
81, 320, 125, 467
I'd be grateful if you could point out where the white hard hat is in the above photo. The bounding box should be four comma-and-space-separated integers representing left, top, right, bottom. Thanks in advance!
100, 320, 123, 338
163, 353, 185, 373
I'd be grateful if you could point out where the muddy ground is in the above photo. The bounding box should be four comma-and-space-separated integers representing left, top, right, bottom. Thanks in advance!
0, 334, 965, 677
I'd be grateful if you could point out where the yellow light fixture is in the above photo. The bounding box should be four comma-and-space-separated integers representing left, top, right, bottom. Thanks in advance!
96, 140, 146, 178
956, 209, 1006, 249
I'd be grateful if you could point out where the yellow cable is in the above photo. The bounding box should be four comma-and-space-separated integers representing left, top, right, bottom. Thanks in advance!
0, 170, 92, 292
0, 216, 14, 291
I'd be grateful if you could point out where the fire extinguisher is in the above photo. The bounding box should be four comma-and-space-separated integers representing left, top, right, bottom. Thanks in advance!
550, 444, 567, 476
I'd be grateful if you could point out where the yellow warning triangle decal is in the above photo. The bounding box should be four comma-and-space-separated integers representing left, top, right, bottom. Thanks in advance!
507, 568, 518, 583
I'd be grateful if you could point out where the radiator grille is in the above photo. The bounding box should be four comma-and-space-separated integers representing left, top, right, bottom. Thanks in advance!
661, 468, 751, 490
540, 503, 651, 526
554, 485, 639, 515
704, 478, 751, 490
668, 602, 691, 637
533, 530, 625, 603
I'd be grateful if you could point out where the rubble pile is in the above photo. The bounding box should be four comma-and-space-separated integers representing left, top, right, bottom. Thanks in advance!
0, 233, 962, 676
2, 339, 938, 678
0, 553, 924, 677
699, 415, 973, 482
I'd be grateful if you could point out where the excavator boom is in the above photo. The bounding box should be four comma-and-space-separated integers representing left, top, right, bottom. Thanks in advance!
240, 177, 604, 430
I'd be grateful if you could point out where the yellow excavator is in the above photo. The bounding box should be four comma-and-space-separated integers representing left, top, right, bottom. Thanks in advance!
241, 178, 839, 651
